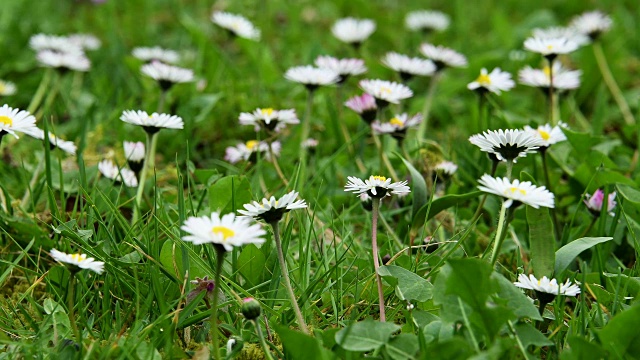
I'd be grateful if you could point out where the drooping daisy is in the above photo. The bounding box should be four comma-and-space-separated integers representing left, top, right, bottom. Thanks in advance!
570, 10, 612, 40
123, 141, 145, 174
239, 108, 299, 132
284, 65, 340, 91
181, 212, 266, 251
302, 138, 318, 152
405, 10, 450, 32
467, 68, 515, 95
359, 79, 413, 107
238, 190, 307, 223
331, 18, 376, 47
371, 113, 422, 141
224, 140, 281, 164
344, 93, 377, 124
120, 110, 184, 134
419, 43, 468, 70
381, 52, 436, 81
141, 61, 194, 91
584, 189, 617, 216
67, 33, 101, 50
314, 56, 367, 84
523, 123, 567, 148
532, 26, 590, 47
469, 129, 544, 162
29, 34, 82, 54
132, 46, 180, 64
477, 174, 554, 208
344, 175, 411, 199
514, 274, 580, 297
0, 104, 37, 140
211, 11, 261, 41
50, 249, 105, 274
434, 161, 458, 176
523, 36, 579, 59
0, 80, 17, 96
98, 159, 138, 187
24, 128, 77, 155
518, 63, 582, 91
36, 50, 91, 72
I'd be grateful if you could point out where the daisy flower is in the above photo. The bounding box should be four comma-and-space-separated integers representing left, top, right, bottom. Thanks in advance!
132, 46, 180, 64
523, 36, 579, 59
0, 80, 17, 96
381, 52, 436, 81
224, 140, 281, 164
67, 33, 101, 50
419, 43, 468, 70
284, 65, 339, 91
405, 10, 450, 32
181, 212, 266, 251
344, 175, 411, 199
359, 79, 413, 107
371, 113, 422, 140
0, 104, 37, 140
434, 161, 458, 176
120, 110, 184, 134
477, 174, 554, 208
24, 128, 77, 155
124, 141, 145, 174
467, 68, 515, 95
514, 274, 580, 297
532, 26, 589, 47
469, 129, 544, 163
584, 189, 617, 216
314, 56, 367, 84
523, 123, 567, 148
570, 11, 612, 40
302, 138, 318, 149
518, 63, 582, 91
331, 17, 376, 46
239, 108, 299, 132
98, 159, 138, 187
141, 61, 194, 91
238, 190, 307, 223
50, 249, 105, 274
36, 50, 91, 72
29, 34, 82, 54
344, 93, 377, 124
211, 11, 261, 41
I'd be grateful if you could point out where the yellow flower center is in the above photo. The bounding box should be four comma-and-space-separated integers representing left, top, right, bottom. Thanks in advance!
231, 22, 239, 30
546, 45, 553, 50
538, 129, 550, 141
0, 115, 13, 127
389, 117, 404, 127
212, 226, 235, 241
380, 87, 392, 94
70, 254, 87, 263
476, 73, 491, 86
542, 66, 551, 77
246, 140, 259, 151
506, 187, 527, 195
372, 175, 387, 182
260, 108, 275, 116
0, 83, 5, 93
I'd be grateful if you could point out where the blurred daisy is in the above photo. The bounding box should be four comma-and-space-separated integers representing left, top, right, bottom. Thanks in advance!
584, 189, 617, 216
50, 249, 104, 274
467, 68, 515, 95
518, 63, 582, 91
211, 11, 261, 41
570, 11, 612, 40
344, 175, 411, 199
24, 128, 77, 155
68, 33, 101, 50
469, 129, 544, 162
239, 108, 299, 132
523, 36, 578, 59
514, 274, 580, 297
405, 10, 450, 32
381, 52, 436, 81
224, 140, 281, 164
302, 138, 318, 149
0, 104, 37, 140
477, 174, 554, 208
181, 212, 266, 251
284, 65, 339, 91
532, 26, 589, 47
331, 18, 376, 46
132, 46, 180, 64
359, 79, 413, 107
345, 93, 377, 124
523, 123, 567, 148
98, 159, 138, 187
141, 61, 194, 91
238, 190, 307, 223
434, 161, 458, 176
315, 56, 367, 84
120, 110, 184, 134
37, 50, 91, 72
371, 113, 422, 141
0, 80, 17, 96
124, 141, 145, 174
29, 34, 82, 54
419, 43, 467, 70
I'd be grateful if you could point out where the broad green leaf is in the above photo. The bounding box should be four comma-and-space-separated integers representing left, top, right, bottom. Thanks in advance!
385, 333, 419, 360
493, 273, 542, 321
411, 191, 482, 230
136, 341, 162, 360
440, 259, 496, 307
560, 336, 607, 360
555, 237, 613, 275
597, 303, 640, 358
208, 175, 252, 214
276, 326, 336, 360
397, 154, 428, 220
526, 206, 555, 278
335, 319, 400, 352
616, 183, 640, 204
513, 322, 553, 349
237, 244, 267, 287
424, 338, 473, 360
563, 129, 602, 160
378, 265, 433, 302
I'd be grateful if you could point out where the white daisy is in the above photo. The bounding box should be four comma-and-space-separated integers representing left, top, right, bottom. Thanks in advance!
50, 249, 105, 274
98, 159, 138, 187
0, 104, 37, 139
224, 140, 281, 164
434, 161, 458, 176
67, 33, 101, 50
24, 128, 77, 155
238, 190, 307, 223
344, 93, 377, 123
132, 46, 180, 64
302, 138, 318, 149
570, 11, 612, 40
315, 56, 367, 83
371, 113, 422, 140
381, 52, 436, 81
584, 189, 617, 216
344, 175, 411, 199
120, 110, 184, 134
518, 63, 582, 91
532, 26, 590, 47
211, 11, 261, 41
331, 18, 376, 46
284, 65, 339, 90
467, 68, 515, 95
37, 50, 91, 72
523, 36, 579, 58
469, 129, 544, 162
359, 79, 413, 106
123, 141, 146, 162
477, 174, 554, 208
0, 80, 17, 96
514, 274, 580, 297
419, 43, 468, 70
238, 108, 299, 132
141, 61, 194, 90
181, 212, 266, 251
523, 123, 567, 148
405, 10, 450, 32
29, 34, 83, 54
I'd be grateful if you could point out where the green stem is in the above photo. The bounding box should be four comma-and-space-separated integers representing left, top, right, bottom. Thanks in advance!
27, 68, 53, 114
253, 319, 274, 360
541, 151, 561, 241
270, 222, 309, 334
416, 72, 441, 144
371, 198, 386, 322
296, 90, 314, 192
211, 247, 225, 360
372, 109, 400, 182
505, 160, 513, 180
489, 200, 510, 266
158, 90, 167, 113
133, 132, 157, 224
547, 59, 557, 126
67, 272, 82, 349
592, 42, 635, 125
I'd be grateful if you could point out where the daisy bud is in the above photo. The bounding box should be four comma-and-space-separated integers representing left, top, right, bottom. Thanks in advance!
241, 297, 262, 320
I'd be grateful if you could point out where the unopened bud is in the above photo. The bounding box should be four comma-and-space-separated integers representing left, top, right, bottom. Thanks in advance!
241, 297, 261, 320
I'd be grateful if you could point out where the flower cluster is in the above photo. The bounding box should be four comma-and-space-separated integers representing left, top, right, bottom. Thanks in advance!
30, 33, 96, 72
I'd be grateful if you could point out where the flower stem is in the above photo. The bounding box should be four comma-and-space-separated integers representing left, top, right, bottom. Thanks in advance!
27, 68, 53, 114
270, 222, 309, 334
541, 151, 561, 241
67, 272, 82, 350
133, 132, 158, 224
296, 90, 314, 192
253, 319, 274, 360
592, 42, 635, 125
371, 198, 386, 322
547, 59, 557, 126
505, 160, 513, 180
489, 200, 509, 266
211, 246, 225, 360
416, 72, 441, 144
373, 109, 400, 182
